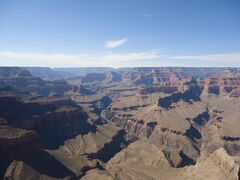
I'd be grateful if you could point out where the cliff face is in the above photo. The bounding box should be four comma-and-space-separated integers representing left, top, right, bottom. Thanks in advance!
138, 85, 178, 95
69, 85, 95, 95
203, 70, 240, 95
0, 93, 96, 149
24, 107, 94, 149
0, 119, 41, 158
121, 69, 181, 85
0, 118, 42, 178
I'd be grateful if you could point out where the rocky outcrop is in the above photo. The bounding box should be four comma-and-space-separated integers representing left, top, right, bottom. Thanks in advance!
82, 139, 239, 180
105, 71, 121, 82
121, 68, 183, 85
204, 70, 240, 96
206, 148, 239, 180
138, 85, 178, 94
0, 67, 74, 96
70, 85, 95, 95
0, 67, 33, 78
24, 67, 74, 80
158, 83, 202, 109
81, 73, 107, 83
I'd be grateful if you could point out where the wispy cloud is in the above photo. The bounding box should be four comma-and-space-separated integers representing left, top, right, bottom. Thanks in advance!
1, 51, 238, 68
0, 50, 160, 67
105, 38, 128, 48
169, 52, 240, 63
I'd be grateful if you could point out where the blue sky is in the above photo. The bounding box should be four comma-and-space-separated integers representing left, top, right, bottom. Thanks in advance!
0, 0, 239, 67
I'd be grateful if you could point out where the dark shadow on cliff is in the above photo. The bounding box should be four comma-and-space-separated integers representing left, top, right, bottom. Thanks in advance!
194, 110, 210, 125
22, 151, 77, 179
93, 96, 112, 115
37, 110, 97, 150
84, 130, 129, 162
0, 96, 97, 150
185, 125, 202, 140
0, 158, 11, 179
0, 150, 77, 179
158, 85, 203, 109
178, 151, 196, 167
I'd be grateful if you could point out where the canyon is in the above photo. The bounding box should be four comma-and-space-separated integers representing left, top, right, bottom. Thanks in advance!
0, 67, 239, 180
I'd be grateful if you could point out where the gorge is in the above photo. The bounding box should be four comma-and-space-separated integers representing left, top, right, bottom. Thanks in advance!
0, 67, 239, 180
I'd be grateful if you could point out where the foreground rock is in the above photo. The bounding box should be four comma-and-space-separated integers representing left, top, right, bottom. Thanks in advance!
82, 139, 239, 180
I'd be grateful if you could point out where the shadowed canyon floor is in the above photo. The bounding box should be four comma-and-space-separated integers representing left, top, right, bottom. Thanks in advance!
0, 67, 240, 179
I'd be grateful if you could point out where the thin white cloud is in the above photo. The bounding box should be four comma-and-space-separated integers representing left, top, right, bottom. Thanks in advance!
169, 52, 240, 63
2, 51, 238, 68
103, 50, 160, 62
0, 50, 160, 68
105, 38, 128, 48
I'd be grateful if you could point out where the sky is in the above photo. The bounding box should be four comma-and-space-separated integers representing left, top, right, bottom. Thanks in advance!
0, 0, 240, 67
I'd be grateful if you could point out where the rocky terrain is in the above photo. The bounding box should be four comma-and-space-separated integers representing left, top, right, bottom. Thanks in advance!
0, 67, 239, 180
